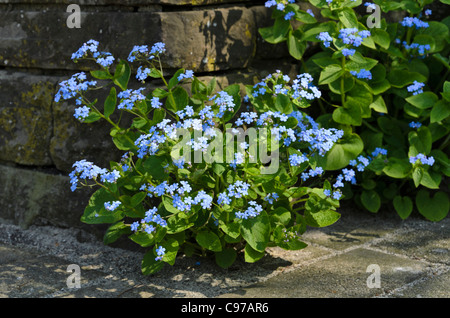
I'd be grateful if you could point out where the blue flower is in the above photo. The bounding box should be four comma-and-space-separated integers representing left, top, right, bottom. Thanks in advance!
342, 48, 356, 57
54, 72, 97, 103
284, 11, 295, 20
131, 221, 139, 232
407, 81, 425, 95
371, 147, 387, 157
264, 192, 279, 204
235, 201, 263, 219
73, 106, 90, 122
178, 70, 194, 82
155, 246, 165, 261
401, 17, 429, 29
104, 201, 121, 211
409, 121, 422, 129
117, 88, 146, 110
150, 96, 162, 109
289, 153, 308, 166
339, 28, 370, 47
409, 153, 434, 166
350, 69, 372, 80
317, 32, 333, 48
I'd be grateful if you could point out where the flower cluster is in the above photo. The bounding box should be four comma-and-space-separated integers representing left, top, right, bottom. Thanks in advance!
338, 28, 371, 48
407, 81, 425, 95
350, 69, 372, 80
127, 42, 166, 63
131, 207, 168, 236
117, 88, 146, 110
263, 192, 279, 204
104, 201, 121, 211
69, 160, 120, 192
71, 39, 115, 68
155, 246, 166, 261
317, 32, 333, 48
400, 17, 429, 29
218, 181, 251, 205
178, 70, 194, 82
395, 39, 431, 58
73, 105, 90, 121
54, 72, 97, 103
409, 121, 422, 129
235, 201, 263, 219
210, 91, 235, 118
409, 153, 435, 166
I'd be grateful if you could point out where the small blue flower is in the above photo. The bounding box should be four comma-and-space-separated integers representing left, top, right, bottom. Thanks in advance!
284, 11, 295, 20
409, 121, 422, 129
178, 70, 194, 82
407, 81, 425, 95
342, 48, 356, 57
317, 32, 333, 48
155, 246, 166, 261
104, 201, 121, 211
350, 69, 372, 80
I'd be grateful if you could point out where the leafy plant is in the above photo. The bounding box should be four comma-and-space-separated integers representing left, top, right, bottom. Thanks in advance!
261, 0, 449, 221
55, 40, 371, 274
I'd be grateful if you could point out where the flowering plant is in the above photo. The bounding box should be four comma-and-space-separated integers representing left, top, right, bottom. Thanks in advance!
55, 39, 368, 274
261, 0, 449, 221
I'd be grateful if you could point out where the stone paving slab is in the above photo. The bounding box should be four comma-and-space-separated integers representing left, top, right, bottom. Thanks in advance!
0, 209, 449, 299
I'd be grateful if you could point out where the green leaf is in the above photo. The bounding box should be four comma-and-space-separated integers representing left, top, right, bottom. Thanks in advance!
129, 231, 156, 248
393, 196, 413, 220
405, 92, 439, 110
90, 69, 113, 80
369, 95, 388, 113
82, 111, 102, 123
371, 28, 390, 50
332, 98, 362, 126
239, 211, 270, 253
420, 170, 441, 189
287, 30, 307, 60
130, 192, 146, 207
161, 238, 180, 265
318, 133, 364, 170
165, 86, 189, 113
215, 248, 237, 268
361, 190, 381, 213
430, 100, 450, 123
103, 221, 131, 245
141, 250, 165, 275
113, 60, 131, 91
81, 188, 122, 224
382, 158, 411, 179
387, 70, 426, 88
168, 69, 185, 89
142, 156, 166, 180
408, 126, 432, 156
244, 243, 265, 263
338, 7, 358, 28
416, 190, 449, 222
269, 207, 291, 226
196, 230, 222, 252
319, 64, 344, 85
166, 213, 194, 233
305, 208, 340, 227
220, 222, 240, 239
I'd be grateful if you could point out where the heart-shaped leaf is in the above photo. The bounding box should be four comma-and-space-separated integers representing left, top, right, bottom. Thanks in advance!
415, 190, 449, 222
393, 195, 413, 220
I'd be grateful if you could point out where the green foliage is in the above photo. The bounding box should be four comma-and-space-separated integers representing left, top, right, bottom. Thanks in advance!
261, 0, 449, 221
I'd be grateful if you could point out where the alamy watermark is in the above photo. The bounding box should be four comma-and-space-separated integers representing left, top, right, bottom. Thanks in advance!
66, 264, 81, 289
366, 264, 381, 288
66, 4, 81, 29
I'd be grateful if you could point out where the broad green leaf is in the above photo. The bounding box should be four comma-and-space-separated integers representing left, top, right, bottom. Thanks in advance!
141, 250, 165, 275
393, 196, 413, 220
239, 211, 270, 253
416, 190, 449, 222
196, 230, 222, 252
370, 95, 388, 113
408, 126, 432, 156
305, 209, 340, 227
113, 60, 131, 91
166, 213, 194, 233
382, 158, 411, 179
338, 7, 359, 28
81, 188, 122, 224
318, 133, 364, 170
103, 221, 131, 245
387, 70, 426, 88
287, 30, 307, 60
215, 248, 237, 268
371, 28, 390, 50
319, 64, 344, 85
405, 92, 439, 110
244, 243, 265, 263
361, 190, 381, 213
165, 86, 189, 112
142, 156, 166, 180
90, 69, 112, 80
430, 100, 450, 123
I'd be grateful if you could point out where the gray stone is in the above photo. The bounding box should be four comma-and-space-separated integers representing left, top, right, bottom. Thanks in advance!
0, 7, 260, 73
0, 164, 93, 229
0, 71, 56, 166
159, 7, 256, 73
218, 248, 434, 298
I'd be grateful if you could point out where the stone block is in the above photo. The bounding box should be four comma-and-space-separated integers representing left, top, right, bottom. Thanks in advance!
0, 71, 56, 166
0, 164, 93, 229
0, 7, 258, 73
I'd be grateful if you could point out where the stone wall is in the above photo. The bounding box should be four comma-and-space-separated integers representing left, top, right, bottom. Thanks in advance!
0, 0, 294, 229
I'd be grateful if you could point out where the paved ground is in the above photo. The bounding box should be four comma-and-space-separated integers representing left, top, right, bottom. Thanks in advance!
0, 207, 449, 299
